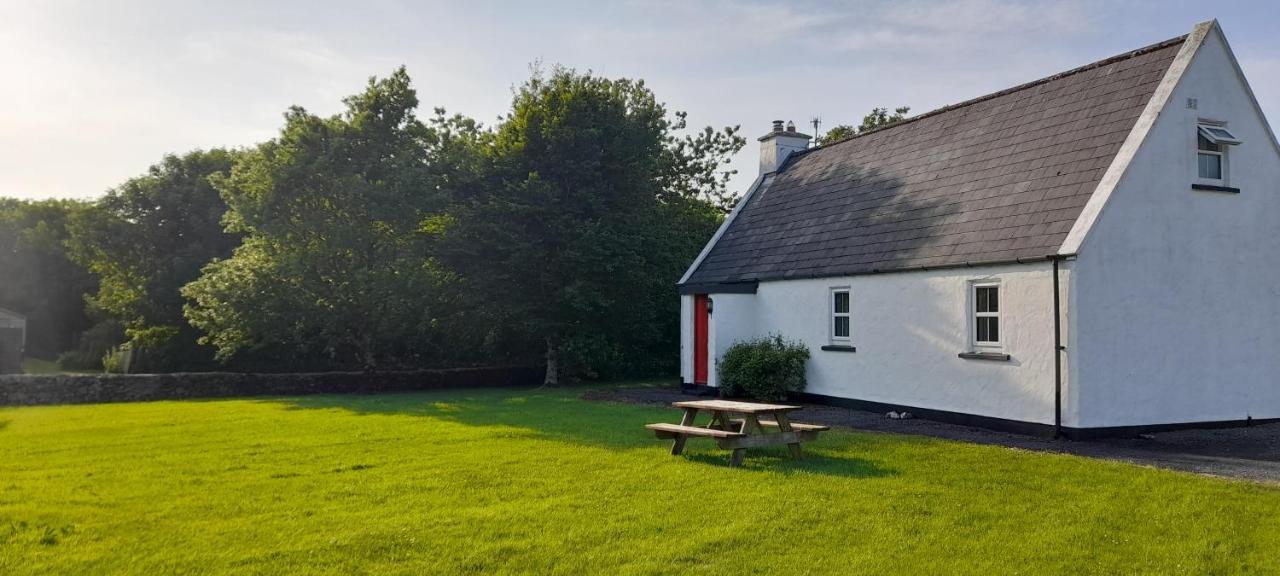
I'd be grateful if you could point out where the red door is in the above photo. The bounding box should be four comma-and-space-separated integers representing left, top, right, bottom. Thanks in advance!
693, 295, 709, 384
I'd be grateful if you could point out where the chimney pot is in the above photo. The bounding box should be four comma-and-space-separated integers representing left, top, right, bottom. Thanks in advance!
786, 120, 796, 133
771, 120, 784, 132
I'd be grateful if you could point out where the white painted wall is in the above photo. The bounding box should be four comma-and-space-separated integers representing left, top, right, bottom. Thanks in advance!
683, 263, 1066, 425
679, 295, 693, 383
706, 293, 756, 389
1071, 27, 1280, 427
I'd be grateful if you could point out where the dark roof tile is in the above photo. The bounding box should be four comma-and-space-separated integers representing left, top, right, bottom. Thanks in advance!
684, 35, 1184, 285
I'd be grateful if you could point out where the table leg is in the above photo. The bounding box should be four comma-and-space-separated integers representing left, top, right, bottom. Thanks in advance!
710, 411, 736, 432
672, 407, 698, 456
726, 414, 766, 467
774, 412, 803, 459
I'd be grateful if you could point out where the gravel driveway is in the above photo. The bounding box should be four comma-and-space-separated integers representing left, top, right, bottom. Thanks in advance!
586, 386, 1280, 484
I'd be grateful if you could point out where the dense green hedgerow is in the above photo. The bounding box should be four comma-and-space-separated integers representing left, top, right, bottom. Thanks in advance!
717, 334, 810, 401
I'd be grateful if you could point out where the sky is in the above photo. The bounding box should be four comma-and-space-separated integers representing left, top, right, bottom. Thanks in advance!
3, 0, 1279, 200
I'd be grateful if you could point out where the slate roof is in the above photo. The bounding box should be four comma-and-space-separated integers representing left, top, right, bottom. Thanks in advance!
682, 35, 1186, 288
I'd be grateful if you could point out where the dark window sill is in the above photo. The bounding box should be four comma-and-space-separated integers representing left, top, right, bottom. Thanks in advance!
1192, 183, 1240, 193
821, 345, 857, 353
958, 351, 1011, 361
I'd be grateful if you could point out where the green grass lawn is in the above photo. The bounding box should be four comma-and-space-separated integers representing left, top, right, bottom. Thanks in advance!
2, 387, 1279, 575
19, 358, 97, 375
18, 358, 61, 375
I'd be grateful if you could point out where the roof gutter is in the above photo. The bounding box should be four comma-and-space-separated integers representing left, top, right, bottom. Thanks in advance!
677, 281, 758, 295
680, 253, 1084, 293
695, 254, 1063, 287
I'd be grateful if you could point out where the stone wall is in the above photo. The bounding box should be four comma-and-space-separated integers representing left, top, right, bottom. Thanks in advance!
0, 366, 542, 407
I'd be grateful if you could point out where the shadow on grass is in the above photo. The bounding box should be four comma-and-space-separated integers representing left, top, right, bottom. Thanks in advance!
683, 450, 895, 478
270, 389, 898, 479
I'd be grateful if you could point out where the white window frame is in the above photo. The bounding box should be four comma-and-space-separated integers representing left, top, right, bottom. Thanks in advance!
970, 281, 1002, 350
829, 287, 851, 344
1197, 132, 1226, 185
1198, 123, 1242, 145
1196, 121, 1241, 186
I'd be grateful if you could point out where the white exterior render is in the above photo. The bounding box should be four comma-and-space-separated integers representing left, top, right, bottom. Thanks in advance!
683, 264, 1068, 426
679, 21, 1279, 435
1067, 24, 1280, 428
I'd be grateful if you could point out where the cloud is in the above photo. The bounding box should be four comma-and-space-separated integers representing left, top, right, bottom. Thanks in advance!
181, 30, 338, 70
0, 3, 399, 198
1238, 57, 1280, 125
882, 0, 1094, 36
0, 0, 1275, 201
806, 0, 1096, 56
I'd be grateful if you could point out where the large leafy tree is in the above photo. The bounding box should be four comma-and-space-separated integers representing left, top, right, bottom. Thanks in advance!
818, 106, 912, 145
66, 149, 239, 371
0, 199, 97, 359
428, 67, 739, 384
183, 68, 469, 370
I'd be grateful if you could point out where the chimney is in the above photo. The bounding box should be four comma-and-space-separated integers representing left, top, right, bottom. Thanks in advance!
758, 119, 811, 174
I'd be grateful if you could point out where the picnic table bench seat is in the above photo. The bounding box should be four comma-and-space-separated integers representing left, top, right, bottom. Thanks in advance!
645, 423, 745, 439
728, 419, 830, 432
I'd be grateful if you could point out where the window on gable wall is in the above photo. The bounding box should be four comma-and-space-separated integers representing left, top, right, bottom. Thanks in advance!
1197, 122, 1242, 182
973, 283, 1000, 349
830, 288, 850, 343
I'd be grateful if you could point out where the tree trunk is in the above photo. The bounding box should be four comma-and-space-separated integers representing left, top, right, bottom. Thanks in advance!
358, 333, 379, 373
543, 336, 559, 386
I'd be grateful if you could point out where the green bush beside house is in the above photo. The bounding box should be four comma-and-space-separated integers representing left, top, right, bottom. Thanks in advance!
717, 335, 810, 401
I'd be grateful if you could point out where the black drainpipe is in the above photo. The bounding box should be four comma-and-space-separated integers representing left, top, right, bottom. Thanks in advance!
1051, 256, 1064, 439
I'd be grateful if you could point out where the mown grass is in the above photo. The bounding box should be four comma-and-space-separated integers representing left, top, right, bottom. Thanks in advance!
19, 358, 96, 375
18, 358, 60, 375
2, 386, 1279, 574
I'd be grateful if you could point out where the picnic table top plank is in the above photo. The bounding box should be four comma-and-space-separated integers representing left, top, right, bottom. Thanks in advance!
671, 399, 803, 414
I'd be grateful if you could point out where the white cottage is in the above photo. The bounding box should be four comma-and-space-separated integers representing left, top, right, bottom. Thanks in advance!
678, 21, 1280, 438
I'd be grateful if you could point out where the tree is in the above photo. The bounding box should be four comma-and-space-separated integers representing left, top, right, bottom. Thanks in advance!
818, 124, 857, 145
858, 106, 911, 133
818, 106, 912, 146
0, 199, 97, 359
427, 67, 739, 384
660, 114, 745, 213
183, 68, 466, 370
66, 150, 239, 371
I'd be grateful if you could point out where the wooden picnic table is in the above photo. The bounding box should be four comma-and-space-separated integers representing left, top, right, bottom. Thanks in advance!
645, 399, 828, 467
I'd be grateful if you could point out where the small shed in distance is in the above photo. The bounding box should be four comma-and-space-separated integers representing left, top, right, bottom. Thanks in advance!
0, 306, 26, 374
